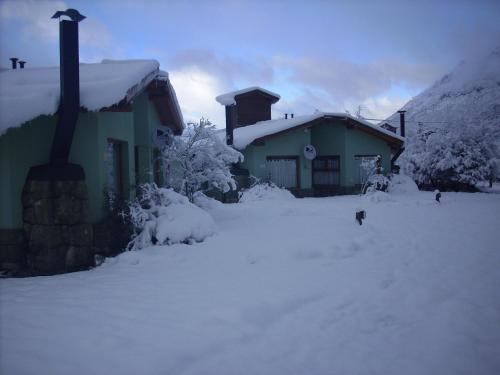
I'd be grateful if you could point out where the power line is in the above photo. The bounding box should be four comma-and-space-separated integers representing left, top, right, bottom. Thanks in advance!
363, 118, 450, 124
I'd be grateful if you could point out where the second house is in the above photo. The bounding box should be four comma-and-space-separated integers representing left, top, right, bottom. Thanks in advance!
216, 87, 405, 196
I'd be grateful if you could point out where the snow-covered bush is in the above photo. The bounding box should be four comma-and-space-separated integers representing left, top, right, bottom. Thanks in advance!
364, 174, 390, 194
159, 119, 243, 202
126, 183, 215, 251
359, 155, 389, 194
404, 123, 498, 190
239, 182, 295, 202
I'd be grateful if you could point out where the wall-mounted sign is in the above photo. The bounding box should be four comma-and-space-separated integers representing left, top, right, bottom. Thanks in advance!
303, 144, 317, 160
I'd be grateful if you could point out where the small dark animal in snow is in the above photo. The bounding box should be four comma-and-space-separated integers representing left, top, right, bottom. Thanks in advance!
356, 210, 366, 225
435, 190, 441, 203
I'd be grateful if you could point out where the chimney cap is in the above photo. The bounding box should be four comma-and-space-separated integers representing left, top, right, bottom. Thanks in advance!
397, 110, 406, 113
51, 8, 86, 22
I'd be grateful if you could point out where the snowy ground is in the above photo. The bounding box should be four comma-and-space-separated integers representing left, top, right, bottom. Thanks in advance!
1, 191, 500, 375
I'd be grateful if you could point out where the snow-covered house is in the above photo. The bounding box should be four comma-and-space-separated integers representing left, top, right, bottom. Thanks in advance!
216, 87, 404, 196
0, 59, 184, 272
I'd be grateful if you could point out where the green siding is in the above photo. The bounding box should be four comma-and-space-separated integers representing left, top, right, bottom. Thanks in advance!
133, 92, 163, 185
75, 111, 137, 221
0, 116, 56, 228
240, 120, 394, 191
1, 92, 163, 229
240, 128, 312, 189
311, 121, 347, 186
344, 127, 391, 186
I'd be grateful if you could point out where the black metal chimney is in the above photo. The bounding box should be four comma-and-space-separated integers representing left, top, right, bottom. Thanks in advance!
18, 61, 26, 69
398, 110, 406, 137
291, 113, 294, 119
225, 105, 237, 146
50, 9, 85, 164
285, 113, 288, 119
10, 58, 18, 69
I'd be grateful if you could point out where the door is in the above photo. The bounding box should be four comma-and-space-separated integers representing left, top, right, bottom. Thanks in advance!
265, 156, 299, 188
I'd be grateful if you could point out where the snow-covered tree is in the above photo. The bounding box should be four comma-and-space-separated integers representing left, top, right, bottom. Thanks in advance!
385, 47, 500, 190
159, 118, 243, 202
404, 123, 498, 190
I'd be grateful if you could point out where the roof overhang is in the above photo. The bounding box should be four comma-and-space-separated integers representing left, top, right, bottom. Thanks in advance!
98, 77, 184, 135
147, 79, 184, 135
252, 115, 404, 148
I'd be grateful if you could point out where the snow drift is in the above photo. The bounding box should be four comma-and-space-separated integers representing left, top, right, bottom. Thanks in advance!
239, 183, 295, 202
127, 185, 215, 250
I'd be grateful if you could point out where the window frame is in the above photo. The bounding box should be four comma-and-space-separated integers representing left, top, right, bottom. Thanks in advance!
312, 155, 341, 188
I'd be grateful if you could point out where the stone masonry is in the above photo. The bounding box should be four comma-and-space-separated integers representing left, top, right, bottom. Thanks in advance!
22, 179, 94, 275
0, 229, 27, 274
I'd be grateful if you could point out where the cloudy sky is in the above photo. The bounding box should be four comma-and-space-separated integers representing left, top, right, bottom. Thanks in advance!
1, 0, 499, 126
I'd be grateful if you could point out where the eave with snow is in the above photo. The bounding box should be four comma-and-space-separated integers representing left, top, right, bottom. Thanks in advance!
230, 112, 404, 150
0, 59, 184, 136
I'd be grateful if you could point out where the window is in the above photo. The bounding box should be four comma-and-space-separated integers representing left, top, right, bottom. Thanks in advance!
312, 156, 340, 187
266, 156, 299, 188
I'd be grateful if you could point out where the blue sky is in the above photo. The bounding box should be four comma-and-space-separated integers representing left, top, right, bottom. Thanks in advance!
1, 0, 500, 126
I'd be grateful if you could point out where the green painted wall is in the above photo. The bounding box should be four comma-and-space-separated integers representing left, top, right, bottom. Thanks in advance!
241, 128, 312, 189
0, 135, 11, 227
240, 120, 393, 191
56, 111, 136, 223
0, 93, 163, 229
311, 120, 347, 185
133, 92, 163, 185
344, 127, 391, 186
0, 116, 57, 228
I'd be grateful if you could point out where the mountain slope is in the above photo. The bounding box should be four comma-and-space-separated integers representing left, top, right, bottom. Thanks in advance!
386, 47, 500, 185
387, 46, 500, 135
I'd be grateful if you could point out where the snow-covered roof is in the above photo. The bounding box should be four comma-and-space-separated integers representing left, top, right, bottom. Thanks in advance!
215, 86, 281, 106
230, 112, 405, 150
157, 69, 185, 128
0, 59, 182, 136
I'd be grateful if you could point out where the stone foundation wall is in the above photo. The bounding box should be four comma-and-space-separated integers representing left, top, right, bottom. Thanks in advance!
22, 180, 94, 275
0, 229, 27, 275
